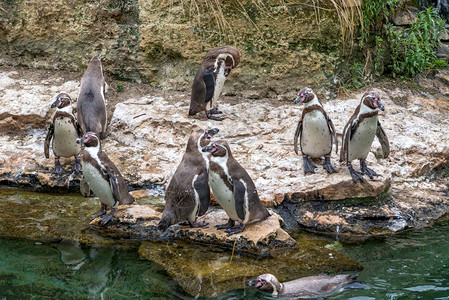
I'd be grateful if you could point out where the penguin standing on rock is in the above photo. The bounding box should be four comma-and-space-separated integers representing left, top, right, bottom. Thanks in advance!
189, 46, 240, 121
76, 132, 134, 226
157, 128, 220, 231
202, 140, 270, 236
293, 87, 338, 175
77, 55, 108, 139
246, 273, 361, 297
340, 91, 390, 183
44, 93, 82, 174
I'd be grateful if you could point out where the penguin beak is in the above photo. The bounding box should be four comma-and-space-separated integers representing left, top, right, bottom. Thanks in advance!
246, 278, 265, 288
378, 100, 385, 111
224, 65, 232, 76
202, 145, 213, 152
294, 93, 305, 104
51, 98, 60, 108
76, 136, 87, 144
206, 128, 219, 138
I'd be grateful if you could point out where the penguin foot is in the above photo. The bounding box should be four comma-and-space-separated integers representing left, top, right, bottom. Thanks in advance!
206, 113, 224, 121
73, 158, 82, 173
303, 157, 317, 175
348, 166, 365, 183
54, 159, 63, 174
99, 210, 115, 226
209, 108, 223, 115
91, 204, 107, 220
323, 158, 338, 174
216, 218, 235, 230
225, 225, 245, 236
190, 220, 209, 228
360, 160, 378, 179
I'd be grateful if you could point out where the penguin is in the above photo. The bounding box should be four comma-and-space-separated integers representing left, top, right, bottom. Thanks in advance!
201, 140, 270, 236
44, 93, 82, 174
76, 132, 134, 226
246, 273, 361, 297
189, 46, 240, 121
293, 87, 338, 175
157, 128, 220, 231
77, 55, 108, 139
340, 91, 390, 183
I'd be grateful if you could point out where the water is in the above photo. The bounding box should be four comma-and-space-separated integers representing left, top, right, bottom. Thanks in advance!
0, 188, 448, 299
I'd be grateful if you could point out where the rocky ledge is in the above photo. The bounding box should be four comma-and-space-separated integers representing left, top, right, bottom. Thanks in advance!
91, 204, 296, 256
0, 66, 449, 239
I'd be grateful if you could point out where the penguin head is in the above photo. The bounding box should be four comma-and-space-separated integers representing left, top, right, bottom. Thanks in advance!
200, 127, 220, 146
76, 132, 100, 148
294, 87, 314, 104
246, 274, 282, 295
201, 140, 229, 157
51, 93, 72, 109
362, 91, 384, 111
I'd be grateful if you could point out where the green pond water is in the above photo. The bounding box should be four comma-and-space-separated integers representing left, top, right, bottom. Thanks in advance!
0, 188, 448, 299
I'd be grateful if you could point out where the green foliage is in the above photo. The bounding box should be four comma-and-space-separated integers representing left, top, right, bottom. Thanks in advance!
360, 0, 399, 45
387, 7, 445, 78
344, 62, 365, 89
116, 82, 124, 92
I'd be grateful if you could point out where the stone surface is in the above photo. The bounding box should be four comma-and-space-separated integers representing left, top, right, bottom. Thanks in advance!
0, 66, 449, 238
0, 0, 344, 97
91, 205, 296, 256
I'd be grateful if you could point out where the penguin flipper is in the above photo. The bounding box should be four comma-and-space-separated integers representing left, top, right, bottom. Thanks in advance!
294, 119, 302, 155
340, 123, 352, 163
233, 179, 246, 221
107, 169, 120, 203
376, 121, 390, 158
44, 123, 54, 158
76, 121, 83, 137
327, 117, 338, 154
193, 171, 211, 216
203, 67, 215, 103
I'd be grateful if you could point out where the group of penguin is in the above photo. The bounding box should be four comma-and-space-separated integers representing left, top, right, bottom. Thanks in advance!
44, 45, 390, 232
42, 45, 381, 296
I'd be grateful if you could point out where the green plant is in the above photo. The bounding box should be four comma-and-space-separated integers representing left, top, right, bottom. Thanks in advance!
387, 7, 445, 78
344, 61, 364, 89
116, 82, 124, 92
360, 0, 399, 45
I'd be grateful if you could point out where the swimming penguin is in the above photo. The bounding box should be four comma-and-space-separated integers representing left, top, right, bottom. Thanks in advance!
202, 140, 270, 236
246, 273, 360, 297
44, 93, 82, 174
157, 128, 219, 231
293, 87, 338, 175
77, 55, 108, 139
76, 132, 134, 225
340, 91, 390, 183
189, 46, 240, 121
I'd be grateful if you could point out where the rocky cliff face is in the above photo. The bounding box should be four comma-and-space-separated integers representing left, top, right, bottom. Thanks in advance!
0, 0, 342, 98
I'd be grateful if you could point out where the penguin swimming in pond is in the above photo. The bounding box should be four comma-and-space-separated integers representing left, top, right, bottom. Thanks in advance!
202, 140, 270, 236
44, 93, 82, 174
340, 91, 390, 183
157, 128, 220, 231
246, 273, 361, 298
77, 55, 108, 139
76, 132, 134, 226
293, 87, 338, 175
189, 46, 240, 121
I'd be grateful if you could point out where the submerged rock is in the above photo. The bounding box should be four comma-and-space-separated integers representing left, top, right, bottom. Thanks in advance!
91, 205, 296, 256
138, 234, 363, 297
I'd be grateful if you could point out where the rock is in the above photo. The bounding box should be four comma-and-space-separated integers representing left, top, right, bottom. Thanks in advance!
392, 6, 418, 26
1, 67, 449, 238
138, 234, 363, 297
91, 205, 296, 256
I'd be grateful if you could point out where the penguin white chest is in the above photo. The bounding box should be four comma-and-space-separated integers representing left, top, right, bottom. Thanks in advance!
208, 170, 241, 222
82, 162, 116, 207
348, 116, 378, 161
211, 66, 227, 104
301, 110, 332, 157
53, 117, 81, 158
